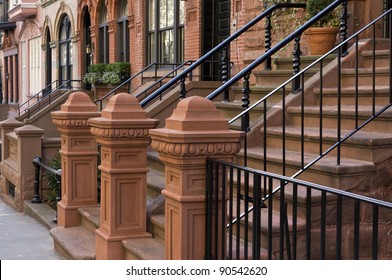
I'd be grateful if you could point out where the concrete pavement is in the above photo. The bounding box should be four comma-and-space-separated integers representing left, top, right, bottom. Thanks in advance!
0, 198, 63, 260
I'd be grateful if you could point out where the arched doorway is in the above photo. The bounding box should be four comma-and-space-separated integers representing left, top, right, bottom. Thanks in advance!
59, 15, 72, 86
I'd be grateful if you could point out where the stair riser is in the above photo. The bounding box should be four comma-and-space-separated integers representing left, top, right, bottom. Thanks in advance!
289, 113, 392, 133
341, 73, 390, 87
363, 55, 390, 68
80, 215, 99, 235
315, 95, 390, 107
215, 105, 265, 123
237, 155, 374, 190
233, 90, 289, 104
254, 73, 314, 87
274, 57, 336, 71
266, 133, 392, 163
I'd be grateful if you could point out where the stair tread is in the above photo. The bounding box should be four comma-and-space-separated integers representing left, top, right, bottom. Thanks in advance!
50, 226, 95, 260
78, 206, 100, 228
267, 126, 392, 145
244, 147, 376, 173
123, 237, 164, 260
317, 85, 390, 94
288, 105, 392, 116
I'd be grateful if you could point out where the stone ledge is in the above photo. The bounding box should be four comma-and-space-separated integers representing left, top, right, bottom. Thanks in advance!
50, 226, 95, 260
123, 237, 164, 260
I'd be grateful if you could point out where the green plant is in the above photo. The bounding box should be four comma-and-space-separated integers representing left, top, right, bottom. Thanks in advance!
83, 62, 130, 84
306, 0, 340, 27
46, 153, 62, 209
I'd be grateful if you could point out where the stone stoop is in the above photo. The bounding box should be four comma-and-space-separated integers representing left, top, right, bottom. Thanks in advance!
49, 206, 100, 260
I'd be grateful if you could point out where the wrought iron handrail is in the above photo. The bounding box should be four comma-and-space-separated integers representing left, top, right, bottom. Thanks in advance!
205, 0, 347, 101
32, 157, 62, 223
224, 5, 392, 241
133, 60, 195, 103
140, 1, 307, 107
206, 158, 392, 259
95, 62, 195, 110
17, 79, 81, 119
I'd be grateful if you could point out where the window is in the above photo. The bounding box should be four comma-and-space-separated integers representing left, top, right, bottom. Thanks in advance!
117, 0, 129, 62
59, 15, 72, 84
98, 2, 109, 63
147, 0, 184, 64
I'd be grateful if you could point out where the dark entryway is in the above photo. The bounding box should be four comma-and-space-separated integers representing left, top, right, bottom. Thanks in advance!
202, 0, 231, 81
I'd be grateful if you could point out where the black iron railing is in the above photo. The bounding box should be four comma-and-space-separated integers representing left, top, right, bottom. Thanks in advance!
95, 62, 197, 110
17, 80, 82, 120
206, 158, 392, 260
140, 1, 308, 107
32, 157, 62, 223
229, 6, 392, 177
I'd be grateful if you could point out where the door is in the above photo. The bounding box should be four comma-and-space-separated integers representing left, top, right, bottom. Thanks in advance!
202, 0, 231, 81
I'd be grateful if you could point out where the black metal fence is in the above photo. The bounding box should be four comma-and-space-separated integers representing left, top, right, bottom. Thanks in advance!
206, 158, 392, 260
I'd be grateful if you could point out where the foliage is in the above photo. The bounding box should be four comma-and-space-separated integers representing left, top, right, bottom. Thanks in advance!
261, 0, 340, 30
46, 153, 62, 209
83, 62, 131, 84
306, 0, 340, 27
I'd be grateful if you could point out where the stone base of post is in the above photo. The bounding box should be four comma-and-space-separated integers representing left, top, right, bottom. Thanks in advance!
56, 203, 80, 227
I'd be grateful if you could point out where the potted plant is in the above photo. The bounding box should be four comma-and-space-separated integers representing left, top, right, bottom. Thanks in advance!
83, 62, 130, 85
304, 0, 340, 55
83, 62, 131, 100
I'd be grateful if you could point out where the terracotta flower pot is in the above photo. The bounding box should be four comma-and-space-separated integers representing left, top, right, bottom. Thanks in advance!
305, 27, 339, 55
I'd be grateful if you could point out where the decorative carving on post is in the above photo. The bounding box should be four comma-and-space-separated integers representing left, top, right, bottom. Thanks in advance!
150, 96, 243, 259
89, 93, 159, 260
51, 92, 101, 227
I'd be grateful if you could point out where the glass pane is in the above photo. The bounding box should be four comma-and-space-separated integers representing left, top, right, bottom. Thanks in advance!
148, 33, 156, 63
160, 29, 174, 63
180, 0, 185, 25
149, 0, 155, 31
159, 0, 167, 28
117, 0, 128, 18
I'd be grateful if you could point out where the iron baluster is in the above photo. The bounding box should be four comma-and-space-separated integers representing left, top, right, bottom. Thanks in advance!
221, 46, 230, 102
179, 75, 187, 100
339, 0, 349, 56
31, 157, 42, 203
241, 71, 251, 133
53, 169, 62, 224
292, 34, 302, 93
265, 13, 272, 70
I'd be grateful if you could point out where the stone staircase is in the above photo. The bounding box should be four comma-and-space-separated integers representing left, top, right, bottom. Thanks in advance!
49, 39, 392, 260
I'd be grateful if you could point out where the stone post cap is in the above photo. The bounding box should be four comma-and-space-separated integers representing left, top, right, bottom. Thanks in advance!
0, 118, 24, 128
15, 125, 44, 137
165, 96, 229, 131
101, 93, 149, 120
60, 91, 97, 112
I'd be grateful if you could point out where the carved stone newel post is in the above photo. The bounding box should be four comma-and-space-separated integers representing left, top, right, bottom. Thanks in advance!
150, 96, 243, 259
89, 93, 159, 260
51, 92, 101, 227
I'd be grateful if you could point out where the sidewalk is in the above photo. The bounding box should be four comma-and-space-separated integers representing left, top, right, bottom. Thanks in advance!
0, 198, 63, 260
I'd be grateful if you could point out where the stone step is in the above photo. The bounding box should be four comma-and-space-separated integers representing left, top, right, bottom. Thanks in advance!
340, 67, 391, 87
79, 206, 100, 235
273, 54, 337, 71
149, 213, 165, 242
253, 69, 318, 87
123, 237, 165, 260
362, 49, 390, 68
313, 86, 390, 106
237, 147, 376, 190
214, 101, 266, 125
50, 226, 95, 260
287, 105, 392, 133
231, 85, 291, 104
266, 126, 392, 163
